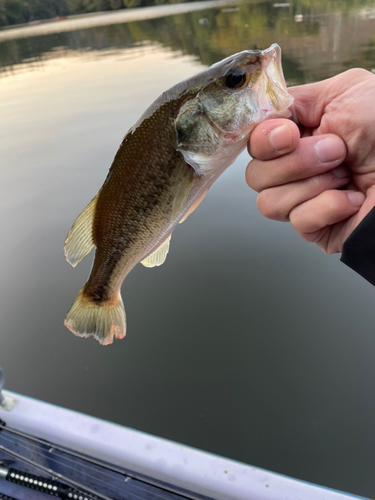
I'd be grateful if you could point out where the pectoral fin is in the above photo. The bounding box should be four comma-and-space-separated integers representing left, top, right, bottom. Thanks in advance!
172, 169, 195, 221
179, 189, 209, 224
141, 235, 172, 268
64, 193, 99, 268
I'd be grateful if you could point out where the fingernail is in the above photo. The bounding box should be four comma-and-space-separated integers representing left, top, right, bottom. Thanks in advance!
269, 125, 292, 151
315, 137, 345, 163
332, 166, 349, 179
347, 191, 365, 207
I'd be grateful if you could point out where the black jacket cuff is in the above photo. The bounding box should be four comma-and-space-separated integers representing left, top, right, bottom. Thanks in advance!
341, 206, 375, 286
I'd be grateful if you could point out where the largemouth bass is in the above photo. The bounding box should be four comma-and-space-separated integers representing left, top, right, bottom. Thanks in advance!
64, 43, 293, 345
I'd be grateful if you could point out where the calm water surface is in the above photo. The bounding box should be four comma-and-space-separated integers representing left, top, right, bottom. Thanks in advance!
1, 0, 375, 497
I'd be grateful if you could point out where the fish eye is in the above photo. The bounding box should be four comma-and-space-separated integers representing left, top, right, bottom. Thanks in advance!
225, 68, 247, 90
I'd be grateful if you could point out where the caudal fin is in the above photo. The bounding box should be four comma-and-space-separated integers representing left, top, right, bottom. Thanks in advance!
64, 289, 126, 345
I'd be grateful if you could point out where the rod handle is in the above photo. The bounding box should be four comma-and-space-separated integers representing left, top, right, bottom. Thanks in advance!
6, 469, 98, 500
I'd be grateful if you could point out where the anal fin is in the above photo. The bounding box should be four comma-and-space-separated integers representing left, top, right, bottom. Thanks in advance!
64, 193, 99, 268
141, 235, 171, 268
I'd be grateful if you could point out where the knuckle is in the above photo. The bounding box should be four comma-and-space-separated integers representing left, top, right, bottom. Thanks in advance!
256, 192, 272, 217
257, 191, 287, 221
305, 171, 337, 193
311, 230, 330, 250
282, 154, 298, 178
324, 246, 338, 255
344, 68, 372, 80
289, 203, 312, 234
314, 229, 341, 255
304, 232, 322, 244
306, 174, 322, 190
246, 161, 263, 192
288, 207, 302, 233
320, 190, 344, 214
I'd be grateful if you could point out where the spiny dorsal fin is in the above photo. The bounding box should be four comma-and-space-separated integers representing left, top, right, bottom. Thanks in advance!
64, 193, 99, 268
141, 235, 171, 268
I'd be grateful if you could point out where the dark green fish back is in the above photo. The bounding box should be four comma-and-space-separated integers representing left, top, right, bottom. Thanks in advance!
85, 92, 197, 302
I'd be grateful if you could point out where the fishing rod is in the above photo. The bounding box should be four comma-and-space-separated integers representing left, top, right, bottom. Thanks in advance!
0, 494, 19, 500
0, 433, 129, 499
0, 416, 115, 500
0, 452, 112, 500
0, 422, 206, 500
0, 421, 131, 481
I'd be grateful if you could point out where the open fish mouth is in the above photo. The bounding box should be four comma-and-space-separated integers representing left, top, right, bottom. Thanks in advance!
216, 44, 293, 143
259, 43, 294, 114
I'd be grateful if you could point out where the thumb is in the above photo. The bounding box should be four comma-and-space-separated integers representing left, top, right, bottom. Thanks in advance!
288, 69, 374, 129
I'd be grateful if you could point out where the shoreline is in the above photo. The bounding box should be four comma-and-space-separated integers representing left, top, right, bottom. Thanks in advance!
0, 0, 246, 41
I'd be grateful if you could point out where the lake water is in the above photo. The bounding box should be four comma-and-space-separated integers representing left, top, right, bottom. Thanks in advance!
1, 0, 375, 497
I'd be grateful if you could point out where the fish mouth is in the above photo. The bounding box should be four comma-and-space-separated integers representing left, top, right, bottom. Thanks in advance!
259, 43, 294, 114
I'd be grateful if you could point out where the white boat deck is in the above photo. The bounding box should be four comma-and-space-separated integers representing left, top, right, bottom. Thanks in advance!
0, 391, 369, 500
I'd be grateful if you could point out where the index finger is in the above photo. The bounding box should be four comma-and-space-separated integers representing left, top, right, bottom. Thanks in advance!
248, 118, 300, 161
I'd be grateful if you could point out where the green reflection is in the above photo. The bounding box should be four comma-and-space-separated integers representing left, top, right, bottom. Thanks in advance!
1, 0, 375, 83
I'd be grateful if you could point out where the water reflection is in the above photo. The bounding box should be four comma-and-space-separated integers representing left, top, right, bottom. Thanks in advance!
1, 1, 375, 499
0, 0, 375, 81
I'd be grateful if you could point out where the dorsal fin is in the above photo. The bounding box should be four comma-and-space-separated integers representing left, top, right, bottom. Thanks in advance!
64, 193, 99, 268
141, 235, 172, 268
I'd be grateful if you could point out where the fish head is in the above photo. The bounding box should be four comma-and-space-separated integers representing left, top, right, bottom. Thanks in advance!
175, 44, 293, 174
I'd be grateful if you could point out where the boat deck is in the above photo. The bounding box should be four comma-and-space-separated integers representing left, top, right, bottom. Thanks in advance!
0, 419, 211, 500
0, 390, 370, 500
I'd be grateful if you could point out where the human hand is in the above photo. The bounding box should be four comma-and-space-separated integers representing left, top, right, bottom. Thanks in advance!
246, 68, 375, 254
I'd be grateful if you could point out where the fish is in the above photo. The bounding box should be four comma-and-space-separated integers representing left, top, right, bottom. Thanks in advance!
64, 43, 293, 345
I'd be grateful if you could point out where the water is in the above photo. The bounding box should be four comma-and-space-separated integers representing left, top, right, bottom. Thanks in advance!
1, 0, 375, 497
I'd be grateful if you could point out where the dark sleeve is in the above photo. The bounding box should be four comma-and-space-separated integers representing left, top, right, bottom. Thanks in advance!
341, 206, 375, 286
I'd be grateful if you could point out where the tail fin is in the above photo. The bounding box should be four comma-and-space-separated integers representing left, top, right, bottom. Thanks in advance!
64, 289, 126, 345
